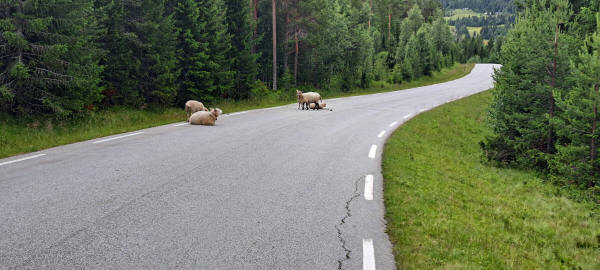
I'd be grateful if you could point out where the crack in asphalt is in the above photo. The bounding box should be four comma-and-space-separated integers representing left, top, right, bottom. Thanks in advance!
335, 176, 363, 270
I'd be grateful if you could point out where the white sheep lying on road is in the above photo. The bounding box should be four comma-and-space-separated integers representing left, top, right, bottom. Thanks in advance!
309, 102, 331, 110
185, 100, 209, 121
296, 90, 322, 110
189, 108, 223, 126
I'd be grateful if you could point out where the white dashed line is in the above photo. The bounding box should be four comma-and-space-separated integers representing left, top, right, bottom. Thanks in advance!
363, 239, 376, 270
92, 132, 144, 144
0, 154, 46, 167
368, 145, 377, 159
403, 113, 413, 119
388, 121, 398, 127
364, 175, 374, 200
173, 122, 188, 127
377, 131, 386, 138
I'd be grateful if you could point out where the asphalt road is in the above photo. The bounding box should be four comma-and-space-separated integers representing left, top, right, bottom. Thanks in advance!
0, 64, 498, 269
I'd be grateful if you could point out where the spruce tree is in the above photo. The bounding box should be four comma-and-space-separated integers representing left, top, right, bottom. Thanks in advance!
95, 0, 139, 106
172, 0, 213, 104
224, 0, 259, 99
96, 0, 178, 106
402, 33, 420, 80
202, 0, 234, 98
0, 0, 102, 116
136, 0, 178, 105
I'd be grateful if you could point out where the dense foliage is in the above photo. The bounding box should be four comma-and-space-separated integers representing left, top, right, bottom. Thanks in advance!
483, 0, 600, 192
1, 0, 464, 116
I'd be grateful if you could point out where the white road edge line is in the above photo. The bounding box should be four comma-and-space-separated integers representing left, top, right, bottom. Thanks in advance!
228, 111, 248, 116
388, 121, 397, 127
377, 131, 386, 138
0, 154, 46, 167
364, 175, 374, 200
92, 132, 144, 144
419, 108, 426, 113
173, 123, 187, 127
368, 145, 377, 159
403, 113, 413, 119
363, 239, 376, 270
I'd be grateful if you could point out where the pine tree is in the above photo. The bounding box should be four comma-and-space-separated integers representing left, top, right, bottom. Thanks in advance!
552, 13, 600, 187
0, 0, 102, 116
482, 0, 574, 168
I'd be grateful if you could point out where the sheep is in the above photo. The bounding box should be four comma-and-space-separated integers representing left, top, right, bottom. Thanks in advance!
296, 90, 322, 110
185, 100, 209, 122
309, 102, 332, 111
189, 108, 223, 126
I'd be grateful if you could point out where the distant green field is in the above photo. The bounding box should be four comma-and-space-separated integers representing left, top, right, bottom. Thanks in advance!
448, 26, 483, 38
467, 26, 482, 36
444, 8, 487, 20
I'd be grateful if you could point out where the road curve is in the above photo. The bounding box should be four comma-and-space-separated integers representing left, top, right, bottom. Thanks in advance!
0, 64, 498, 269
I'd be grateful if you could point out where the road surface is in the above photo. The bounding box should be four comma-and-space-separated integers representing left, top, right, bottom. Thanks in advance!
0, 64, 498, 269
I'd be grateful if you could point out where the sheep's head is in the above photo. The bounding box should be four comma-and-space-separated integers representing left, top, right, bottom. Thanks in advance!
210, 108, 222, 118
296, 90, 303, 99
320, 103, 326, 108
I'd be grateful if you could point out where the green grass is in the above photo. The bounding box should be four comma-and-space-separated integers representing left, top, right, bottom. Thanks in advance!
0, 63, 473, 159
444, 9, 487, 20
382, 91, 600, 269
467, 26, 482, 36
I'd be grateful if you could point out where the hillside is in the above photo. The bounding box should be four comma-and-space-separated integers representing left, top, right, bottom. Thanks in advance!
440, 0, 515, 13
443, 0, 515, 40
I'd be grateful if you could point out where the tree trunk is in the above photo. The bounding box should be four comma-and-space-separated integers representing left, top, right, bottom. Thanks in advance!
252, 0, 258, 54
294, 27, 298, 85
284, 12, 289, 73
368, 0, 372, 31
592, 84, 599, 161
16, 0, 24, 64
388, 12, 391, 40
272, 0, 277, 90
253, 0, 258, 24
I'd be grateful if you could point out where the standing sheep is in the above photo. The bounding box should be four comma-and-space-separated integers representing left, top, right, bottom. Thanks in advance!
185, 100, 209, 122
189, 108, 223, 126
296, 90, 322, 110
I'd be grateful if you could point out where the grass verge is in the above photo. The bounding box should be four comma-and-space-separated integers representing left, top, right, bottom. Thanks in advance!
382, 90, 600, 269
0, 63, 473, 159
